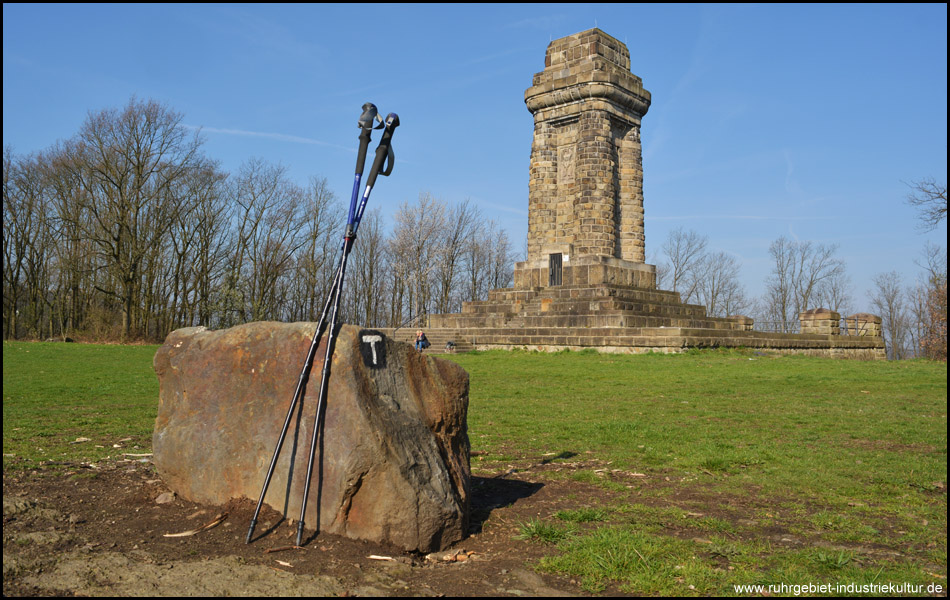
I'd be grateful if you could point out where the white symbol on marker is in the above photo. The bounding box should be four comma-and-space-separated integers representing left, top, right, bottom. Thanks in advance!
362, 335, 382, 365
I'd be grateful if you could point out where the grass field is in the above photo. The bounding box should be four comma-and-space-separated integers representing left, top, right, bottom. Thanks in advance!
444, 348, 947, 594
3, 340, 946, 595
3, 341, 159, 467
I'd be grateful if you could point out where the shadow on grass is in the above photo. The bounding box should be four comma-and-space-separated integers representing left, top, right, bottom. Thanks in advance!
469, 475, 544, 535
541, 451, 578, 464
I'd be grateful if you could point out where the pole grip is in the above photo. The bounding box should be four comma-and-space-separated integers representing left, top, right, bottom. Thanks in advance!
363, 113, 400, 190
347, 121, 375, 230
354, 127, 372, 177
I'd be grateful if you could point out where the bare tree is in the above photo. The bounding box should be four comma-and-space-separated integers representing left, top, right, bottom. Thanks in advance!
389, 193, 447, 323
433, 199, 480, 314
3, 148, 54, 338
462, 220, 491, 303
186, 162, 231, 328
762, 236, 847, 332
58, 97, 205, 339
762, 236, 797, 332
869, 271, 911, 360
287, 176, 342, 323
908, 243, 948, 360
813, 268, 855, 319
906, 177, 947, 232
693, 251, 751, 317
43, 142, 99, 338
3, 147, 24, 338
793, 240, 846, 315
225, 159, 309, 323
487, 223, 515, 291
658, 227, 708, 302
345, 208, 388, 327
157, 157, 229, 333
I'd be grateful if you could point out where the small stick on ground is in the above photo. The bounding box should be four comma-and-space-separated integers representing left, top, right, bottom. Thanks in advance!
264, 545, 305, 554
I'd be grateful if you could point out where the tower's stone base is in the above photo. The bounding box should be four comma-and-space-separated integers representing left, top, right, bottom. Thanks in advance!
404, 262, 885, 359
512, 255, 657, 290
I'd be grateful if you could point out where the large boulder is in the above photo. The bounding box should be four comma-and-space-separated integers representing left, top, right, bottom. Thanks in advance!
152, 322, 471, 553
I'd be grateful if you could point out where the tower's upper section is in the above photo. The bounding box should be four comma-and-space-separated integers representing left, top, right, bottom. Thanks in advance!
525, 28, 651, 120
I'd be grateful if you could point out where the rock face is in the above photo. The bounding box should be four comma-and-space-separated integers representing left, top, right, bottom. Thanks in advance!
152, 322, 471, 552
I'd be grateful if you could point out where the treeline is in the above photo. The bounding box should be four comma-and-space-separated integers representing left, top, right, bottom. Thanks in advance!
655, 228, 947, 360
4, 96, 944, 360
3, 97, 514, 342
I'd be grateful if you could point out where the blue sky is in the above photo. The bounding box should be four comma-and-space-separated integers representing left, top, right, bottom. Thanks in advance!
3, 3, 947, 305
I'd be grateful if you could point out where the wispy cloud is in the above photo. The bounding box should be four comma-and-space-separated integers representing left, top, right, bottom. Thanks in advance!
472, 198, 529, 217
647, 214, 834, 222
203, 6, 323, 61
460, 47, 529, 67
784, 149, 802, 196
183, 124, 352, 152
501, 15, 569, 32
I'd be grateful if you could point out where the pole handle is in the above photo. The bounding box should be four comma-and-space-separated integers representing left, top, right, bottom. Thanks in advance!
363, 113, 400, 190
347, 104, 380, 231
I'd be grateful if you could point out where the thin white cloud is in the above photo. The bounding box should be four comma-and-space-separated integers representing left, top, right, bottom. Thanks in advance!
647, 214, 833, 221
501, 15, 569, 32
472, 198, 528, 217
183, 124, 352, 151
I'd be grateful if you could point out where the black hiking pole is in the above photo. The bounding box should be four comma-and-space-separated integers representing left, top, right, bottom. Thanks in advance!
245, 104, 392, 545
295, 111, 399, 547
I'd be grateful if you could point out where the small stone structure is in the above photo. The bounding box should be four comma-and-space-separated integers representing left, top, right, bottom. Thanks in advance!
845, 313, 883, 337
412, 28, 885, 360
800, 308, 840, 335
153, 322, 471, 552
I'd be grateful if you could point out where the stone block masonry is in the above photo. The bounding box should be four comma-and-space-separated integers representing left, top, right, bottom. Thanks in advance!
523, 28, 650, 270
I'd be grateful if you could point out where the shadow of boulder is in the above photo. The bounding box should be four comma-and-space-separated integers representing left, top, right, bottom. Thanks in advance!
468, 476, 544, 534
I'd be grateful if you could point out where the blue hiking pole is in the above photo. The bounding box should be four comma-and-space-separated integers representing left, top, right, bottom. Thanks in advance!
295, 112, 399, 547
245, 106, 398, 545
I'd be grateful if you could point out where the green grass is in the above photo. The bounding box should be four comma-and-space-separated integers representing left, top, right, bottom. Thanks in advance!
450, 349, 946, 502
3, 340, 160, 468
445, 348, 947, 595
555, 507, 609, 523
3, 341, 946, 595
516, 518, 576, 544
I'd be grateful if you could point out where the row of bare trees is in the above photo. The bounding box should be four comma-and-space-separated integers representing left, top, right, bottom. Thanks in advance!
655, 227, 753, 319
656, 229, 852, 331
869, 178, 948, 360
3, 97, 514, 342
654, 221, 946, 360
759, 236, 851, 333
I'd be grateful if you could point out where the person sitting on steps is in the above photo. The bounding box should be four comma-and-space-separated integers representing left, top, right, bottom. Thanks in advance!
415, 330, 430, 351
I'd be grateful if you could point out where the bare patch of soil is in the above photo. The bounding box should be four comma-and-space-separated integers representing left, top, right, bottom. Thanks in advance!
10, 454, 938, 596
3, 457, 622, 597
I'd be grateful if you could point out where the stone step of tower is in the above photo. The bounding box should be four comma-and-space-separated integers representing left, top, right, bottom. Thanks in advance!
447, 325, 885, 355
484, 284, 685, 306
378, 328, 475, 354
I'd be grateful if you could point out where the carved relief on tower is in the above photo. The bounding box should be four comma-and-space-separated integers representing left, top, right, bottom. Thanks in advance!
557, 145, 575, 186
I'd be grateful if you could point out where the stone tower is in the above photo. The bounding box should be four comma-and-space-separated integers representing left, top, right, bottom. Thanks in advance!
514, 28, 656, 290
418, 28, 885, 359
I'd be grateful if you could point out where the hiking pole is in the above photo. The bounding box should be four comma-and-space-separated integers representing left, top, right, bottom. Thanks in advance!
245, 104, 382, 545
295, 111, 399, 547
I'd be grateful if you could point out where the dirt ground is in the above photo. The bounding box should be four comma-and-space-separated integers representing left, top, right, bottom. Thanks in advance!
3, 455, 630, 597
